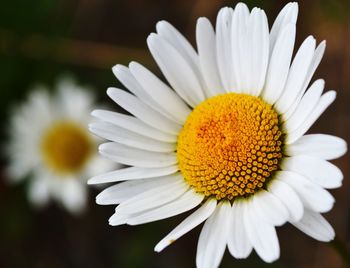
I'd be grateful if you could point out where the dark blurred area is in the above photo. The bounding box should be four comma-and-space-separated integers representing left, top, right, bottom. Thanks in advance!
1, 0, 350, 267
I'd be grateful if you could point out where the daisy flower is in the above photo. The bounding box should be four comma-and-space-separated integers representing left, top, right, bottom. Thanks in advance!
89, 2, 347, 267
7, 77, 113, 214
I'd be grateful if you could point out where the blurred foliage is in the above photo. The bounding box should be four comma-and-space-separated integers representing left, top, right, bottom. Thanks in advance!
0, 0, 68, 131
319, 0, 350, 22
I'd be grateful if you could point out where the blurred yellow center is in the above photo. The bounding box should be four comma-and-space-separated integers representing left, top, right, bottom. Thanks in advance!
177, 93, 284, 201
40, 121, 93, 174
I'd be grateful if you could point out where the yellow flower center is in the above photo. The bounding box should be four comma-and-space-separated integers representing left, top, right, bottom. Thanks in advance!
177, 93, 284, 201
40, 121, 93, 174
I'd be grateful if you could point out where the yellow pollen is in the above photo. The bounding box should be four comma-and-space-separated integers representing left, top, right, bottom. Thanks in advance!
40, 121, 93, 175
177, 93, 284, 201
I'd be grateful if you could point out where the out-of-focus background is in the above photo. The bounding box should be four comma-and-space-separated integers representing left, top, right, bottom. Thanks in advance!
1, 0, 350, 267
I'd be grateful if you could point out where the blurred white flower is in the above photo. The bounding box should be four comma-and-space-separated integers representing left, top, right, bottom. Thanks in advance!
7, 77, 114, 214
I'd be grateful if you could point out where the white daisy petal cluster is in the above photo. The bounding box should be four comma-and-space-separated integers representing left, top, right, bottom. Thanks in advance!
8, 77, 114, 214
89, 2, 347, 267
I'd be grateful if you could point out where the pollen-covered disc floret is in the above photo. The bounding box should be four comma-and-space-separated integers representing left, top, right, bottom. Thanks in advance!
177, 93, 284, 201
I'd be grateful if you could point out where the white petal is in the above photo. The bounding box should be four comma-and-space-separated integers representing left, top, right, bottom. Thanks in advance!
126, 188, 204, 225
112, 64, 181, 123
303, 41, 326, 89
92, 110, 176, 143
8, 89, 52, 180
244, 199, 280, 263
147, 33, 205, 107
196, 201, 231, 268
283, 41, 327, 119
227, 200, 253, 259
277, 170, 334, 213
275, 36, 316, 113
282, 155, 343, 189
250, 9, 270, 95
85, 154, 116, 179
96, 175, 180, 205
231, 3, 251, 93
287, 90, 336, 144
156, 21, 209, 97
156, 20, 198, 72
112, 64, 150, 100
196, 17, 224, 97
107, 87, 182, 135
99, 142, 177, 168
156, 21, 211, 96
26, 88, 53, 125
284, 79, 324, 132
287, 134, 347, 160
129, 61, 191, 123
253, 189, 289, 226
60, 179, 87, 214
216, 7, 235, 92
88, 165, 178, 184
28, 177, 50, 207
116, 177, 188, 214
109, 210, 132, 226
155, 198, 217, 252
268, 179, 304, 222
89, 122, 176, 153
292, 209, 335, 242
269, 2, 298, 52
56, 79, 94, 120
262, 23, 296, 104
